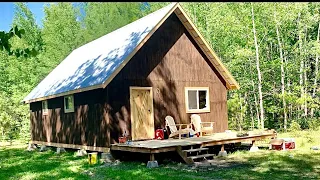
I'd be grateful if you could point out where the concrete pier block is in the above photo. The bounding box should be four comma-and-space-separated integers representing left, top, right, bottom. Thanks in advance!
39, 145, 48, 152
250, 146, 259, 152
218, 150, 228, 157
101, 152, 114, 163
56, 147, 66, 154
147, 161, 158, 168
27, 143, 37, 151
75, 149, 87, 157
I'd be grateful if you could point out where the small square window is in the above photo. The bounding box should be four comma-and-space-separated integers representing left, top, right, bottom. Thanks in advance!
42, 100, 48, 115
185, 87, 210, 113
64, 95, 74, 113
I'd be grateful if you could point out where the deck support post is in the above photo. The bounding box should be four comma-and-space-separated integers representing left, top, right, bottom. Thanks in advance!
147, 153, 158, 168
250, 140, 259, 152
218, 144, 227, 157
150, 153, 155, 161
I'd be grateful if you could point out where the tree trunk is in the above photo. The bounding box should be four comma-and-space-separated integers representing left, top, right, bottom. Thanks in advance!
239, 93, 243, 132
251, 3, 264, 129
285, 55, 293, 120
304, 27, 308, 117
251, 77, 260, 129
297, 12, 305, 118
311, 21, 320, 117
248, 92, 254, 130
274, 11, 287, 131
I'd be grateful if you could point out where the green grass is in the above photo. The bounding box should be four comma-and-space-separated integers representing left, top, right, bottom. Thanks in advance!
1, 130, 320, 180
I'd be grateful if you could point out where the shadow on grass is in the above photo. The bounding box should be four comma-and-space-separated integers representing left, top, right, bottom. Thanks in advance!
210, 150, 320, 180
96, 149, 320, 180
1, 145, 320, 180
0, 146, 90, 180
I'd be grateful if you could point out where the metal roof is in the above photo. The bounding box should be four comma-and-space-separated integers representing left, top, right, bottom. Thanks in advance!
24, 2, 239, 104
23, 3, 177, 103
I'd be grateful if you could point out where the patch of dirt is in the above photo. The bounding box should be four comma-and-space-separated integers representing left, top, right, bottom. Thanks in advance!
162, 158, 251, 173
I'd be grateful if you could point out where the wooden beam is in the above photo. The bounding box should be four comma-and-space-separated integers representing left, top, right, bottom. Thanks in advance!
110, 145, 176, 153
150, 153, 155, 161
111, 145, 151, 153
24, 84, 102, 104
201, 134, 276, 147
31, 141, 110, 152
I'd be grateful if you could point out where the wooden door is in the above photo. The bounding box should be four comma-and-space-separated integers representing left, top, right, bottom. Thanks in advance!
130, 87, 154, 141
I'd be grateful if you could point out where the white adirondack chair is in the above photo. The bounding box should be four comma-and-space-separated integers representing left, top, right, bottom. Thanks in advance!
165, 116, 194, 139
190, 114, 214, 137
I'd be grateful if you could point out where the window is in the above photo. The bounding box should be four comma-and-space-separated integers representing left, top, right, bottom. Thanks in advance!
185, 87, 210, 113
42, 100, 48, 115
64, 95, 74, 113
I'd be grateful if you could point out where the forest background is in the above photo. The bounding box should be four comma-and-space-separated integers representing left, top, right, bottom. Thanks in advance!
1, 2, 320, 142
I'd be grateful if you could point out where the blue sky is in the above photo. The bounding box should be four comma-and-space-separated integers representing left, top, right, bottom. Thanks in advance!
0, 2, 45, 31
0, 2, 150, 31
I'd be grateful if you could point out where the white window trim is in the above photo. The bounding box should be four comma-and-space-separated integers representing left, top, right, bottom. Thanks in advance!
42, 100, 48, 115
64, 95, 74, 113
185, 87, 210, 113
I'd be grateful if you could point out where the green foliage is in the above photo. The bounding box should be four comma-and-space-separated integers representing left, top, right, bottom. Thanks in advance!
288, 120, 301, 132
0, 25, 38, 58
82, 2, 144, 44
306, 118, 320, 130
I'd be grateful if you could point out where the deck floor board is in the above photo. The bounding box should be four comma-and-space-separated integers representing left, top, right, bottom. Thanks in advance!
111, 131, 276, 153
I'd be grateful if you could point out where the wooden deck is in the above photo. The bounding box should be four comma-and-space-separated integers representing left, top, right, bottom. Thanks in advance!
111, 130, 277, 154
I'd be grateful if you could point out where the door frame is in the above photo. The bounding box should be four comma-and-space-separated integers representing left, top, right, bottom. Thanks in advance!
129, 86, 154, 141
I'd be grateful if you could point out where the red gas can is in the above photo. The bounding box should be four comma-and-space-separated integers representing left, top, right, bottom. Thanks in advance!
155, 129, 164, 140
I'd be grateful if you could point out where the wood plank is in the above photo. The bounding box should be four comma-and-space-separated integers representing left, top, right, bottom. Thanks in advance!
24, 84, 102, 103
110, 132, 276, 150
183, 147, 209, 153
31, 141, 110, 152
189, 153, 215, 160
110, 144, 176, 153
176, 146, 194, 164
130, 87, 154, 140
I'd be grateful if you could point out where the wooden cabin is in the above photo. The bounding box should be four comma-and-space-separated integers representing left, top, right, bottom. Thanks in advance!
23, 3, 239, 151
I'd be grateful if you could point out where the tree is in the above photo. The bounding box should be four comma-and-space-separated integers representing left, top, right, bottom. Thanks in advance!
82, 2, 144, 44
42, 2, 82, 69
251, 3, 265, 129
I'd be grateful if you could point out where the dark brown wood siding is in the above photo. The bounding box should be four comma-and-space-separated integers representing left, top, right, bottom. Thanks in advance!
30, 13, 228, 147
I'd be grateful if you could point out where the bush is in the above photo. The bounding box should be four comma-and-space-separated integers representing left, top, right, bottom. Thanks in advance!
288, 121, 301, 132
307, 118, 320, 131
294, 118, 308, 129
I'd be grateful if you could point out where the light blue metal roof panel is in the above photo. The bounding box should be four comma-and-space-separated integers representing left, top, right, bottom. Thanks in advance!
23, 3, 176, 102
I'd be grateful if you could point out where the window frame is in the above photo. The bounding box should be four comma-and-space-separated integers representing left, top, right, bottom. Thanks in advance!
64, 95, 74, 113
42, 100, 48, 115
184, 87, 210, 113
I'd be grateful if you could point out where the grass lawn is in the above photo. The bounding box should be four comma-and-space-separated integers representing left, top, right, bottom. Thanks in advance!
1, 130, 320, 180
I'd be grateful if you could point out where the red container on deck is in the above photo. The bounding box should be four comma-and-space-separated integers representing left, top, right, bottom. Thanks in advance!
155, 129, 164, 140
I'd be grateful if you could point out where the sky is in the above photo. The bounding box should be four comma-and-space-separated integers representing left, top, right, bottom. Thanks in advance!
0, 2, 45, 31
0, 2, 150, 32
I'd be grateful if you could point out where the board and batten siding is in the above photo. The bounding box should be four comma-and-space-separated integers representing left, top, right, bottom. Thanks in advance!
30, 13, 228, 147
